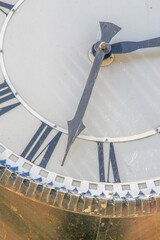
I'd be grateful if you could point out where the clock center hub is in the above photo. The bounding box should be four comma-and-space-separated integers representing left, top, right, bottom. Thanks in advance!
89, 41, 114, 66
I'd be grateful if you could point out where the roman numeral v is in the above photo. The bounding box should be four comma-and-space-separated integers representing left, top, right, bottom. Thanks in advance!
21, 122, 62, 168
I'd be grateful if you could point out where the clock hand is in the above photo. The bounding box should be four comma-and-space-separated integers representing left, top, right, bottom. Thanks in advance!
61, 47, 105, 166
111, 37, 160, 54
99, 22, 122, 43
62, 22, 121, 166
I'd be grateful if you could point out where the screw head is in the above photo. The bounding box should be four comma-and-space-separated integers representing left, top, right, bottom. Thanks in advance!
99, 42, 107, 50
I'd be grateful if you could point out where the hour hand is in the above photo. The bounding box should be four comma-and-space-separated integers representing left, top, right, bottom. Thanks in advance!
111, 37, 160, 54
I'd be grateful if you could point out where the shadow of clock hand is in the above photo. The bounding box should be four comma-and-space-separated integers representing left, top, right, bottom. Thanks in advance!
61, 22, 121, 166
111, 37, 160, 54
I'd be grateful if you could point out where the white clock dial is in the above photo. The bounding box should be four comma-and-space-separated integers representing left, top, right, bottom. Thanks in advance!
1, 0, 160, 199
2, 0, 160, 138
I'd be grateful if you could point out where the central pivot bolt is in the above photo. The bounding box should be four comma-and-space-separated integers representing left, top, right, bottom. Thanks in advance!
89, 41, 114, 67
99, 41, 107, 50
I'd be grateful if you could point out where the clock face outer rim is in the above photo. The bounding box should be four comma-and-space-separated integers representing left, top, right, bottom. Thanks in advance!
0, 142, 159, 200
1, 0, 160, 144
0, 152, 158, 218
0, 0, 160, 201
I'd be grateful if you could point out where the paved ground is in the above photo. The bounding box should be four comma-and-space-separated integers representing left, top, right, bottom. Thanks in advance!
0, 185, 160, 240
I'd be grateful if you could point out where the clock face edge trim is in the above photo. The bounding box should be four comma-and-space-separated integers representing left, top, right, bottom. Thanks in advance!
0, 166, 157, 218
0, 142, 159, 200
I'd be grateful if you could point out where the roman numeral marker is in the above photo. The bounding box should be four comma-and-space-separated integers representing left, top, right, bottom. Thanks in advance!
0, 1, 14, 15
0, 82, 15, 103
0, 102, 20, 116
33, 131, 62, 168
21, 122, 62, 168
97, 142, 105, 182
0, 2, 14, 10
107, 142, 120, 183
0, 81, 20, 116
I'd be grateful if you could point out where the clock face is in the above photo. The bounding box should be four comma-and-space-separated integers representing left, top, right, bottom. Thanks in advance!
1, 0, 160, 198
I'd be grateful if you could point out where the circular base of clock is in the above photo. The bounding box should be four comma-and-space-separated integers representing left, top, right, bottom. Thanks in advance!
89, 49, 114, 66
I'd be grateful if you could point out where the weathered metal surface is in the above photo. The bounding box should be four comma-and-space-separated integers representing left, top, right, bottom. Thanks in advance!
0, 166, 159, 239
0, 183, 160, 239
0, 165, 160, 218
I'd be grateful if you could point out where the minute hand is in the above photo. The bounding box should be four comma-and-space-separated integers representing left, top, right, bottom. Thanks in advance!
111, 37, 160, 54
61, 47, 106, 166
